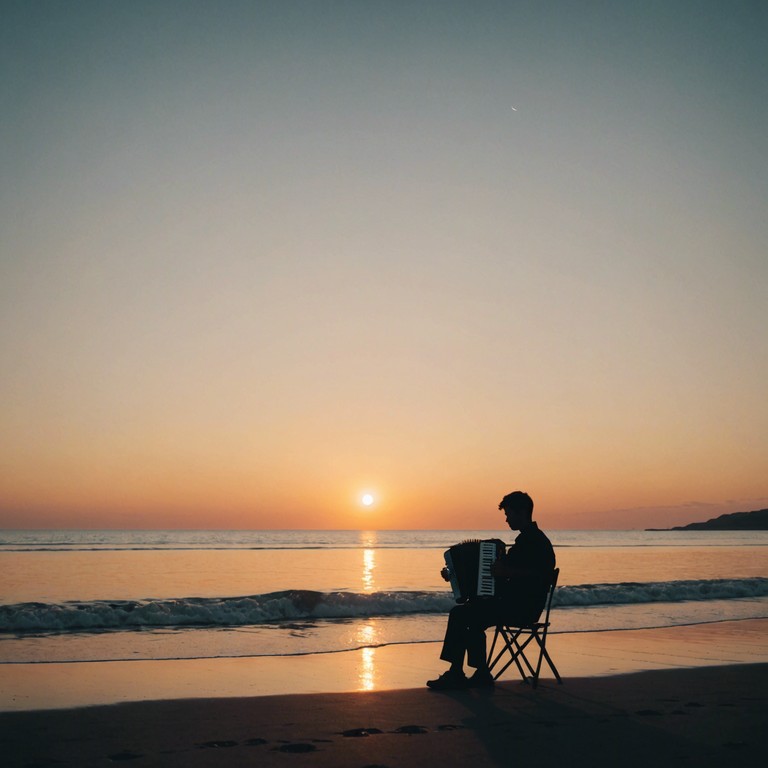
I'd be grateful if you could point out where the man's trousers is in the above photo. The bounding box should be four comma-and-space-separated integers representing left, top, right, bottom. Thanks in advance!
439, 599, 522, 669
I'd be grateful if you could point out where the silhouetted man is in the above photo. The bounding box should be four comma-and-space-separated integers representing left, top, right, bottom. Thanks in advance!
427, 491, 556, 690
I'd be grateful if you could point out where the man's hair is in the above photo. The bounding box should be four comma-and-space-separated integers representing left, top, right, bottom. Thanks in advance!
498, 491, 534, 518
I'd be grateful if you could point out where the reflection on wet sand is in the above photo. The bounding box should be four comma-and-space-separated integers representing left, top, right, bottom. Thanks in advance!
359, 646, 376, 691
356, 621, 380, 691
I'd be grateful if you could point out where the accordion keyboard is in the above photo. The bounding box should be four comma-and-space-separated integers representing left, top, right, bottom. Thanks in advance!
476, 540, 498, 597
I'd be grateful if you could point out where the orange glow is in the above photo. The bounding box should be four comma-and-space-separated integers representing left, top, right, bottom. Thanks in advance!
1, 4, 765, 533
0, 423, 765, 529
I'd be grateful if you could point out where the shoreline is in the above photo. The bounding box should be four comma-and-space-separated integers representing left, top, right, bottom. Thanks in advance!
2, 618, 766, 712
2, 663, 766, 767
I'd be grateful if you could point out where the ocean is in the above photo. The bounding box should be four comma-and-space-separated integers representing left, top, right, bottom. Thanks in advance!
1, 529, 767, 667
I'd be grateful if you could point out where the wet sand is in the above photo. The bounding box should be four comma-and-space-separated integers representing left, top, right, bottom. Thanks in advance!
3, 618, 766, 711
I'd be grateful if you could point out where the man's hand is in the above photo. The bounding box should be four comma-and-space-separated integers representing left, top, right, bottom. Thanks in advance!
440, 566, 452, 582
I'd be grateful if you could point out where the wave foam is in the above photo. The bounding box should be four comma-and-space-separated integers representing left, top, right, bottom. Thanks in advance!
2, 578, 766, 634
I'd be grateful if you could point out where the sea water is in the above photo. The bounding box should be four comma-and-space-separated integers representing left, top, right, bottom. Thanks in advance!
0, 529, 766, 665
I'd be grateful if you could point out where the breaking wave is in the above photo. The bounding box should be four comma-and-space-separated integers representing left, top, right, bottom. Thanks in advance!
2, 578, 767, 634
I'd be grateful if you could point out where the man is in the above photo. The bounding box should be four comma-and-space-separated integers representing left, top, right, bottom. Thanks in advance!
427, 491, 556, 690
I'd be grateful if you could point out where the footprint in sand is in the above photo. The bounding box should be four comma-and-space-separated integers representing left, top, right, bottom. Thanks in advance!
393, 725, 428, 734
196, 740, 238, 748
275, 743, 318, 753
342, 727, 384, 737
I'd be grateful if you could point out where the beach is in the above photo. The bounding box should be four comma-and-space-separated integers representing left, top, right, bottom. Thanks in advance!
2, 530, 766, 765
1, 665, 765, 768
2, 619, 767, 766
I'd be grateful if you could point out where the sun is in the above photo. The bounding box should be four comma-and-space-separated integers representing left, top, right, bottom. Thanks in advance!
361, 493, 375, 507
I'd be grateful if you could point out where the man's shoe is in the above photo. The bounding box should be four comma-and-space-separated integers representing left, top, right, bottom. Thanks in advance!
467, 669, 494, 688
426, 670, 468, 690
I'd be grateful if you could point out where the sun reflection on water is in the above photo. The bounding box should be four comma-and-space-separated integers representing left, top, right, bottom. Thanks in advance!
357, 533, 380, 689
360, 530, 377, 593
362, 548, 376, 592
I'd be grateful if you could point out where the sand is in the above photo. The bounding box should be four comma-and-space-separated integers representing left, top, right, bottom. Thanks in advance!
2, 620, 767, 767
1, 665, 766, 767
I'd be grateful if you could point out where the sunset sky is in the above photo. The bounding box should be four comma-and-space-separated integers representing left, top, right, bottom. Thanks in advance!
1, 1, 766, 530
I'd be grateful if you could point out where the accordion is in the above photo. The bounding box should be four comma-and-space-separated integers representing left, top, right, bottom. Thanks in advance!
444, 539, 506, 602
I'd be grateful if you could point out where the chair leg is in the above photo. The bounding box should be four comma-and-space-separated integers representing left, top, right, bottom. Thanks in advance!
487, 627, 501, 673
538, 644, 562, 684
530, 631, 562, 687
499, 629, 530, 683
488, 628, 517, 681
488, 627, 563, 687
513, 634, 538, 679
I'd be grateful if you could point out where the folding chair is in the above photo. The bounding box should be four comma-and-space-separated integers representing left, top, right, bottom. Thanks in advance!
486, 567, 562, 688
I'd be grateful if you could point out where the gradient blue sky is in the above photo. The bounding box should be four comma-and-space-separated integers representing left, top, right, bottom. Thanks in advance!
1, 1, 766, 529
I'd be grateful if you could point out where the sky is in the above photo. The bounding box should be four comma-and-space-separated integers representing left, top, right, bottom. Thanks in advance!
1, 0, 766, 530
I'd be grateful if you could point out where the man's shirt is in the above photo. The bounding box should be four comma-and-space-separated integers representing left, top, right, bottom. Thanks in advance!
496, 521, 556, 621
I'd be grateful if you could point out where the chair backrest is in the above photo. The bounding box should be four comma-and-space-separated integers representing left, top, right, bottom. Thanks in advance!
540, 567, 559, 625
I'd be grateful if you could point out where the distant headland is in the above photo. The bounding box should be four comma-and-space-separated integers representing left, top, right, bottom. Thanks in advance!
647, 508, 768, 531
